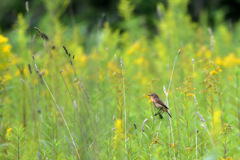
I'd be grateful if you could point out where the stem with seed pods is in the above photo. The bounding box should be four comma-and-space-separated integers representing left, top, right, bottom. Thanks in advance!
120, 57, 127, 160
192, 58, 198, 159
34, 64, 80, 160
159, 50, 180, 160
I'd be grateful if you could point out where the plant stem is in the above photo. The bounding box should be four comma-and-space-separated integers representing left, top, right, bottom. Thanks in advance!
38, 68, 80, 160
18, 135, 20, 160
193, 59, 198, 160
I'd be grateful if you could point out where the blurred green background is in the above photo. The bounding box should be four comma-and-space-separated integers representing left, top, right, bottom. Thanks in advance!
1, 0, 240, 32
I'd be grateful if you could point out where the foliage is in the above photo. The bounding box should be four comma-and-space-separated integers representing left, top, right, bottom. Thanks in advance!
0, 0, 240, 159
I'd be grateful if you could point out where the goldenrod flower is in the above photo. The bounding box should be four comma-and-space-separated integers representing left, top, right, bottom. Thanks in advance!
186, 93, 194, 97
149, 99, 152, 103
0, 34, 13, 84
113, 119, 124, 147
6, 128, 12, 138
196, 46, 211, 58
210, 70, 218, 75
2, 44, 11, 54
0, 35, 8, 44
114, 119, 123, 134
75, 54, 88, 67
127, 41, 141, 55
213, 110, 222, 130
134, 57, 148, 66
215, 57, 223, 66
216, 53, 240, 67
220, 156, 233, 160
32, 78, 38, 84
4, 74, 12, 81
98, 74, 103, 82
40, 69, 48, 76
15, 67, 29, 77
216, 66, 222, 72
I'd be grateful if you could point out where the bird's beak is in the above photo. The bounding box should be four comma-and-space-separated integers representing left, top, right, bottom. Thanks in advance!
148, 95, 151, 96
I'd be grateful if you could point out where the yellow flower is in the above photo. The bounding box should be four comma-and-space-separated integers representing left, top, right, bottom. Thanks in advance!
134, 57, 148, 66
220, 156, 232, 160
40, 69, 48, 76
0, 62, 7, 70
114, 119, 123, 134
205, 50, 211, 58
75, 54, 88, 67
196, 46, 211, 58
215, 57, 223, 66
224, 53, 240, 67
149, 99, 152, 103
107, 61, 119, 75
186, 93, 194, 97
210, 70, 218, 75
32, 78, 38, 84
11, 56, 23, 65
216, 53, 240, 67
127, 41, 141, 55
113, 119, 124, 146
98, 74, 103, 82
2, 44, 11, 54
6, 128, 12, 138
213, 110, 221, 127
15, 67, 29, 77
216, 66, 222, 72
0, 35, 8, 44
4, 74, 12, 81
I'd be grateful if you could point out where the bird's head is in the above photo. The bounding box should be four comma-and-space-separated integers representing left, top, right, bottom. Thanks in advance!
148, 93, 159, 98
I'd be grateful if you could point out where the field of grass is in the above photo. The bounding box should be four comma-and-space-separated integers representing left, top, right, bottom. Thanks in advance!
1, 0, 240, 159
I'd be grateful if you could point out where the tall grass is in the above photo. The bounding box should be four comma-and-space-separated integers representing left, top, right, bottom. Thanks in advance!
1, 0, 240, 159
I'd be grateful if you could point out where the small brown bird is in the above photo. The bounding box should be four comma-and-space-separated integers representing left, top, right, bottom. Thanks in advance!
148, 93, 172, 118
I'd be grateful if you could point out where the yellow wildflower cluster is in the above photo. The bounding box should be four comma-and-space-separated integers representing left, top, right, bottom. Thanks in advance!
216, 53, 240, 67
127, 41, 146, 55
127, 41, 141, 55
74, 54, 88, 67
107, 61, 119, 75
220, 156, 232, 160
186, 93, 194, 97
196, 46, 211, 58
0, 35, 13, 84
134, 56, 149, 66
210, 66, 222, 75
113, 119, 124, 146
176, 76, 196, 97
213, 110, 222, 127
6, 128, 12, 138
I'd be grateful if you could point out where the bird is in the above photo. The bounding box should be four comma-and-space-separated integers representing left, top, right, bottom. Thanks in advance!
148, 93, 172, 118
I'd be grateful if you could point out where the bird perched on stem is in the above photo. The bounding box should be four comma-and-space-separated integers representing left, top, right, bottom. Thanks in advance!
148, 93, 172, 118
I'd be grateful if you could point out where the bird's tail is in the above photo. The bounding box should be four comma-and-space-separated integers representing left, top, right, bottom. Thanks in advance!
167, 111, 172, 118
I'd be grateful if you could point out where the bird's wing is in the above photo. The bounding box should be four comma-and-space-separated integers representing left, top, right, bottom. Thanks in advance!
156, 99, 169, 109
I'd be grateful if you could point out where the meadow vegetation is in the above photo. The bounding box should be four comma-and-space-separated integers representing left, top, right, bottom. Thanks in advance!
0, 0, 240, 159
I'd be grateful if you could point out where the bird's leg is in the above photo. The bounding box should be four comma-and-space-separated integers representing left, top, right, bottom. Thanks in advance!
154, 108, 161, 116
159, 113, 163, 119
